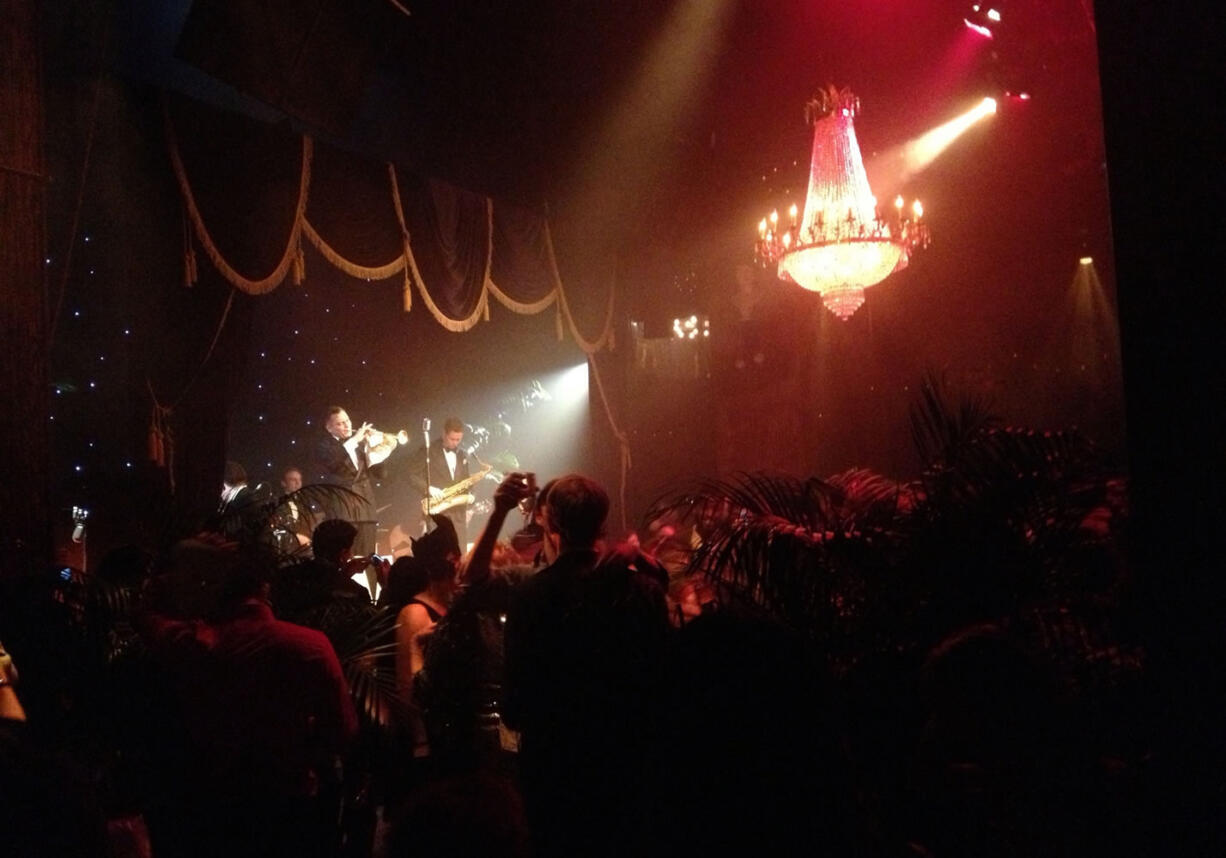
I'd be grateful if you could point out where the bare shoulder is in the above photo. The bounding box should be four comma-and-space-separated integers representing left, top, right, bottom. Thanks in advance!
397, 601, 430, 629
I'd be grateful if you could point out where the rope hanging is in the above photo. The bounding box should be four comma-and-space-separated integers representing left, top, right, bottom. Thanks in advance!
388, 165, 489, 332
182, 204, 198, 287
487, 278, 559, 314
386, 163, 428, 314
146, 392, 175, 493
143, 286, 238, 494
542, 221, 616, 354
166, 104, 313, 295
166, 120, 616, 348
587, 351, 633, 533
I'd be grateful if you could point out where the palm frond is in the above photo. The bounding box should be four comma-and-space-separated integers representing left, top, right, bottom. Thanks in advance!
909, 370, 999, 470
826, 468, 909, 528
646, 470, 912, 657
645, 375, 1124, 673
332, 607, 413, 731
211, 482, 368, 561
289, 483, 370, 523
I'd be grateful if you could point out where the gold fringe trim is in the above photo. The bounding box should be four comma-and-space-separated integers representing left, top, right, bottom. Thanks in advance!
543, 220, 616, 354
389, 163, 486, 332
488, 278, 559, 314
166, 116, 617, 351
166, 105, 312, 295
302, 217, 407, 281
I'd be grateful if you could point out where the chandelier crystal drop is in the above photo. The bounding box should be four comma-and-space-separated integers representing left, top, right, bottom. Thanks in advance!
755, 87, 930, 320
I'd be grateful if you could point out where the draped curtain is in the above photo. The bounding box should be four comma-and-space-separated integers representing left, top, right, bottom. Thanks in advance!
166, 94, 614, 348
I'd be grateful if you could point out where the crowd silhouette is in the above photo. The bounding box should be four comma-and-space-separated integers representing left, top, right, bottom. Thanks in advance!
0, 387, 1157, 856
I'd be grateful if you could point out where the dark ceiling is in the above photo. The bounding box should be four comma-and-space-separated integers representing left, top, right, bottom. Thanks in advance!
168, 0, 699, 206
127, 0, 1101, 218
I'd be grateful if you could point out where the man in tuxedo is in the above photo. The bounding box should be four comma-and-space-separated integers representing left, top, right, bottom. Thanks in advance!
408, 417, 471, 548
314, 406, 384, 555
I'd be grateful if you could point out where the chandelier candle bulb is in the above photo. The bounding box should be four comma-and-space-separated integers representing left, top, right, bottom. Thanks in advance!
754, 86, 931, 320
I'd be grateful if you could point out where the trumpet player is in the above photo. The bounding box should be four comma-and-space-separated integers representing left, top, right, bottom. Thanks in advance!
314, 406, 409, 551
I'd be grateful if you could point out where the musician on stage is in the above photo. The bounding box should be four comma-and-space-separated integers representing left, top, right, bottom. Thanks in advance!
209, 460, 276, 543
408, 417, 471, 548
315, 406, 405, 555
271, 466, 314, 553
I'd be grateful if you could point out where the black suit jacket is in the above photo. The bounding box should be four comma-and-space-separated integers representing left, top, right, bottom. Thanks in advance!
314, 433, 375, 519
316, 434, 357, 485
408, 439, 472, 543
408, 439, 470, 495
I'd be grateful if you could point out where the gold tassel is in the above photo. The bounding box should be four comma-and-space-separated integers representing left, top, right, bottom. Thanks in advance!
556, 303, 564, 341
483, 299, 490, 322
293, 245, 306, 285
183, 247, 197, 288
148, 415, 166, 467
402, 268, 413, 312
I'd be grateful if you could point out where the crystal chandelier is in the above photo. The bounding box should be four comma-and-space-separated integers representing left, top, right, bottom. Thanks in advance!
755, 86, 930, 320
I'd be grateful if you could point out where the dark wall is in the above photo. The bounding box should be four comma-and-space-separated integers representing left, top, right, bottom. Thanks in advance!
1097, 4, 1226, 854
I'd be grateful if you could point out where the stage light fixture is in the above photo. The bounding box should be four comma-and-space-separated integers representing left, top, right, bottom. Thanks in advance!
1080, 257, 1094, 265
964, 18, 993, 38
964, 1, 1004, 39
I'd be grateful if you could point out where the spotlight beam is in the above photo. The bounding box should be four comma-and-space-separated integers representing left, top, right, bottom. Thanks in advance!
867, 97, 997, 190
556, 0, 736, 235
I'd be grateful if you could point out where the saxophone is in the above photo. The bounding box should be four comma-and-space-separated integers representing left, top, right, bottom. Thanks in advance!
421, 465, 493, 515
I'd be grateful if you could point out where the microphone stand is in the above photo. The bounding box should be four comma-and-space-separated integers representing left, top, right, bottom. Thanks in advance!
421, 418, 432, 534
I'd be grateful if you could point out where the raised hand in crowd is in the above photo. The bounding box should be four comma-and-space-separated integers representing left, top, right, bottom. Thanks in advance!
461, 472, 537, 587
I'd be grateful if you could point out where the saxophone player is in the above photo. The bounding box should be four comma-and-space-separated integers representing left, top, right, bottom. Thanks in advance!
408, 416, 471, 547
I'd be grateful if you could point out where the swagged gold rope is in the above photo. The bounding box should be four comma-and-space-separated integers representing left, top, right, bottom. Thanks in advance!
165, 108, 632, 526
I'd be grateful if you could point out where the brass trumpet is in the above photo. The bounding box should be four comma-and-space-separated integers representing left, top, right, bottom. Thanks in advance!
359, 425, 410, 456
